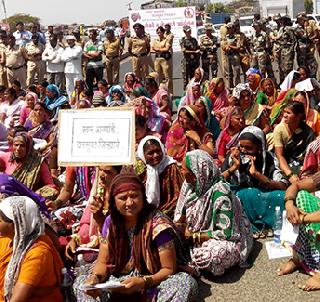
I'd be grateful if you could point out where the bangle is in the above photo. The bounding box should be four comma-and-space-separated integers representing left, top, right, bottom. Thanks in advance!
301, 214, 307, 224
197, 232, 201, 244
192, 233, 196, 244
284, 197, 295, 204
286, 172, 294, 179
142, 276, 153, 289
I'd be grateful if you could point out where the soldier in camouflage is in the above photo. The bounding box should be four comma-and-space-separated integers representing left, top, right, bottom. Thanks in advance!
180, 25, 200, 88
221, 22, 240, 89
199, 23, 219, 80
269, 14, 281, 82
278, 16, 296, 83
295, 12, 318, 78
251, 21, 273, 77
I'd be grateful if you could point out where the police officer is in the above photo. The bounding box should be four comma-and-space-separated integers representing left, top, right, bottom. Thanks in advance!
251, 21, 273, 77
128, 23, 150, 82
269, 14, 282, 81
278, 16, 296, 83
180, 25, 200, 88
164, 23, 174, 93
200, 23, 219, 80
221, 22, 240, 89
104, 28, 123, 85
295, 12, 318, 78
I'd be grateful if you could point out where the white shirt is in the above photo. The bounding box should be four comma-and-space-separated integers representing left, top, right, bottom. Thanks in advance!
13, 30, 32, 46
42, 43, 65, 73
0, 99, 24, 128
61, 45, 83, 74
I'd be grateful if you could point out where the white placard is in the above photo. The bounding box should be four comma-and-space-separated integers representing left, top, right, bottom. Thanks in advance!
58, 107, 135, 166
129, 6, 197, 52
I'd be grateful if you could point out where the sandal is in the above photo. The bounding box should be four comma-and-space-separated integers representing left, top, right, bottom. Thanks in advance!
267, 228, 274, 237
253, 232, 260, 239
259, 229, 268, 239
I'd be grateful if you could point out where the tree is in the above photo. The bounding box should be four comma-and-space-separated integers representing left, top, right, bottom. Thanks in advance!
3, 13, 40, 32
304, 0, 313, 14
213, 3, 227, 13
175, 0, 187, 7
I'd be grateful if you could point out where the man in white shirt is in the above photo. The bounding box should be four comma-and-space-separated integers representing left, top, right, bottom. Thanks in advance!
13, 22, 32, 47
42, 33, 65, 89
61, 35, 83, 100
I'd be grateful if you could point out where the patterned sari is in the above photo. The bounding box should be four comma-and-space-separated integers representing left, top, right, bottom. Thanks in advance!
174, 150, 252, 275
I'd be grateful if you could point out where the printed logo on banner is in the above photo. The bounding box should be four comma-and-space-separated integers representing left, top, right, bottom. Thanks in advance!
131, 13, 141, 22
184, 7, 195, 18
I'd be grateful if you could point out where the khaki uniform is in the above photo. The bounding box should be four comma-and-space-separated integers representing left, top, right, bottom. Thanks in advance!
152, 36, 172, 92
5, 45, 27, 88
220, 25, 228, 77
128, 35, 150, 81
25, 42, 45, 86
104, 37, 122, 85
164, 31, 174, 88
236, 32, 250, 76
200, 34, 218, 80
221, 34, 240, 89
0, 41, 7, 86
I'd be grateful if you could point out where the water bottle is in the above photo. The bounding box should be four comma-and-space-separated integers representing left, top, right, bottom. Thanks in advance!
61, 267, 75, 302
76, 254, 86, 276
273, 206, 282, 245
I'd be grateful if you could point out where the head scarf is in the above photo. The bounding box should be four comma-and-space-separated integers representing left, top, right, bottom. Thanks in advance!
246, 68, 261, 92
204, 78, 228, 111
110, 173, 145, 197
295, 78, 320, 92
92, 91, 106, 107
179, 82, 200, 107
166, 105, 206, 162
137, 136, 176, 207
106, 85, 125, 107
132, 86, 151, 98
10, 132, 33, 162
1, 196, 45, 300
232, 83, 252, 100
187, 67, 204, 88
123, 72, 142, 93
256, 78, 278, 106
238, 126, 267, 173
44, 84, 68, 111
26, 91, 39, 103
280, 70, 299, 92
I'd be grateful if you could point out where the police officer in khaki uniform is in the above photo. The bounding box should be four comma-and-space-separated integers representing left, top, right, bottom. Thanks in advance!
164, 23, 174, 90
0, 31, 8, 87
152, 26, 172, 93
104, 28, 123, 85
128, 23, 150, 81
220, 17, 231, 78
5, 35, 28, 88
200, 23, 219, 80
25, 33, 45, 86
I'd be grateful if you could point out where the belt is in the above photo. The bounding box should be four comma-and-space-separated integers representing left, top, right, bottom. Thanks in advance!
6, 65, 24, 70
106, 55, 119, 60
132, 53, 147, 57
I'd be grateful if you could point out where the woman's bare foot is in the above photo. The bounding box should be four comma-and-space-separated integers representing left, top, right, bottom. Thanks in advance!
299, 274, 320, 291
277, 258, 299, 276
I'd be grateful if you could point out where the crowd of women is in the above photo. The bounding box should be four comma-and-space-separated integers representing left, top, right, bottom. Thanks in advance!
1, 63, 320, 301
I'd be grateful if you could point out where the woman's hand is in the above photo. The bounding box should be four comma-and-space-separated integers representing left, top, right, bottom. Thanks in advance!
185, 130, 201, 144
289, 174, 300, 184
90, 196, 103, 215
65, 237, 77, 261
45, 199, 59, 211
84, 275, 102, 298
247, 155, 257, 176
286, 201, 303, 225
230, 147, 240, 170
120, 277, 145, 294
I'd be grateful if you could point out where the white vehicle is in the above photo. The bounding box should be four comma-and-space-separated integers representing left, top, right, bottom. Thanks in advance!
307, 14, 320, 25
239, 15, 254, 38
197, 26, 220, 44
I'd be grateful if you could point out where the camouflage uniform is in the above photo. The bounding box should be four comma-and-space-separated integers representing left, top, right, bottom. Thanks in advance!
270, 27, 281, 75
221, 28, 240, 89
295, 21, 318, 78
180, 27, 200, 88
236, 31, 251, 76
251, 29, 272, 77
278, 25, 295, 82
199, 24, 219, 80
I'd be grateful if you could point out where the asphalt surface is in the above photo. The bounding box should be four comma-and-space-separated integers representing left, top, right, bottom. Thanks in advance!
119, 51, 320, 302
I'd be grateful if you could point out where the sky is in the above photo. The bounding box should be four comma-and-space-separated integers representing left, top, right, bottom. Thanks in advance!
1, 0, 147, 25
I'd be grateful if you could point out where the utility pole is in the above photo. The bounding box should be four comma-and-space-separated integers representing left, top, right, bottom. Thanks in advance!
127, 1, 133, 10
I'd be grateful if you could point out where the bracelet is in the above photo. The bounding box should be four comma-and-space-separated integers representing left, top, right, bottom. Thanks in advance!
142, 275, 153, 289
284, 197, 295, 204
301, 214, 307, 224
192, 233, 196, 245
197, 232, 201, 244
286, 172, 294, 179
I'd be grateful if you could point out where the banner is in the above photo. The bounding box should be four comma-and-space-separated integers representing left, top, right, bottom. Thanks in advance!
58, 107, 135, 166
129, 6, 197, 52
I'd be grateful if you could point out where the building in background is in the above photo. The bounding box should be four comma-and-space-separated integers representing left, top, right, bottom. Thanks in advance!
259, 0, 305, 18
141, 0, 174, 9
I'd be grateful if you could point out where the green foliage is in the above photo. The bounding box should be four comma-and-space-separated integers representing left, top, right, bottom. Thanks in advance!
175, 0, 187, 7
206, 2, 228, 13
304, 0, 313, 14
4, 13, 40, 32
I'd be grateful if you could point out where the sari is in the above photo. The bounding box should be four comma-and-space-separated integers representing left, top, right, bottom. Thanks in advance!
256, 78, 279, 106
166, 105, 213, 162
204, 78, 228, 112
106, 85, 126, 107
301, 139, 320, 177
24, 119, 53, 141
152, 88, 171, 121
0, 196, 63, 302
122, 72, 142, 94
137, 136, 183, 218
174, 150, 252, 275
44, 84, 68, 111
221, 126, 288, 232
